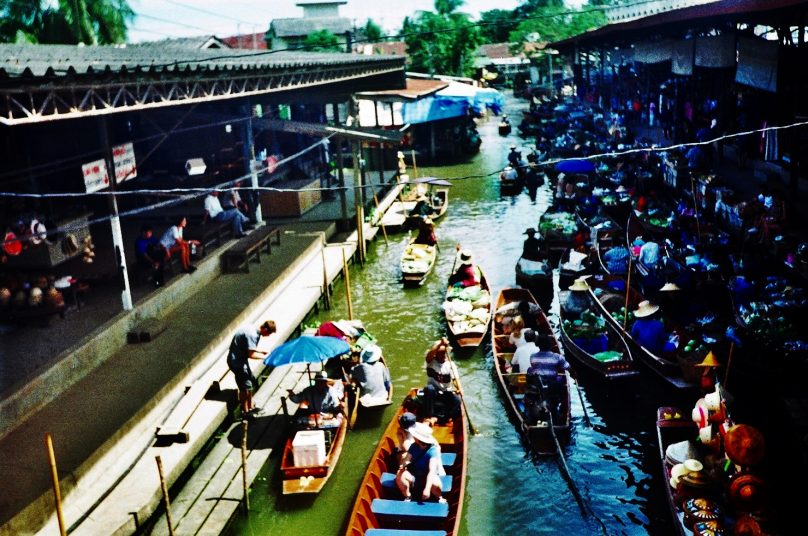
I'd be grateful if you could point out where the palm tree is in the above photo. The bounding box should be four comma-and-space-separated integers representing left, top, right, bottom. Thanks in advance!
0, 0, 134, 45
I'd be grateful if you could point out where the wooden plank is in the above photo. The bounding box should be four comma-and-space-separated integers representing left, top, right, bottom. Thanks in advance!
155, 380, 212, 442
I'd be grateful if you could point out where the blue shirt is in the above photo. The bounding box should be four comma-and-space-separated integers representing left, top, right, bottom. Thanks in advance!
527, 351, 570, 385
630, 317, 667, 355
406, 442, 441, 479
227, 327, 261, 367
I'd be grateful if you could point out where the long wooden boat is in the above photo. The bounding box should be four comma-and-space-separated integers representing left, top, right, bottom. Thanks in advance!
400, 238, 437, 287
585, 274, 697, 390
515, 254, 553, 308
444, 261, 492, 348
491, 287, 571, 454
557, 288, 639, 380
279, 405, 349, 495
656, 406, 701, 536
345, 387, 468, 536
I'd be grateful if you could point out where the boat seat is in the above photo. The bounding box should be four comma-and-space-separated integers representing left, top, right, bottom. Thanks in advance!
366, 530, 446, 536
440, 452, 456, 467
371, 498, 449, 522
380, 473, 453, 492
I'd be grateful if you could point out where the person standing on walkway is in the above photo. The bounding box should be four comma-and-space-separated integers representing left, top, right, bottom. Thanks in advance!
227, 320, 276, 419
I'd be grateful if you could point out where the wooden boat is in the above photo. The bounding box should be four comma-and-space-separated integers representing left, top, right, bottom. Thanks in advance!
444, 259, 492, 348
279, 404, 349, 495
491, 287, 571, 454
400, 238, 437, 287
557, 288, 639, 380
499, 166, 523, 193
498, 119, 512, 135
515, 254, 553, 308
585, 274, 697, 390
538, 209, 582, 266
345, 387, 468, 536
557, 247, 596, 292
655, 406, 701, 536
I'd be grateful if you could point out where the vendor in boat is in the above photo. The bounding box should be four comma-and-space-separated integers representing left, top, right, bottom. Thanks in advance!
395, 422, 447, 504
422, 338, 461, 425
413, 217, 437, 247
630, 301, 667, 355
522, 227, 544, 262
448, 250, 479, 288
656, 282, 688, 324
287, 371, 345, 424
410, 194, 435, 218
517, 299, 543, 332
350, 344, 391, 403
562, 277, 591, 318
507, 145, 521, 167
526, 350, 570, 421
603, 246, 630, 274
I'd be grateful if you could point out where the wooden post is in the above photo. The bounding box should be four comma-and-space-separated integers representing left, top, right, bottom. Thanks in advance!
241, 420, 250, 513
320, 236, 331, 309
44, 433, 67, 536
411, 150, 418, 179
372, 190, 389, 244
342, 247, 353, 320
623, 255, 633, 331
155, 456, 175, 536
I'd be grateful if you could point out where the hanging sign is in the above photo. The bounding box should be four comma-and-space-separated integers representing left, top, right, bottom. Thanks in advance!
82, 159, 110, 193
113, 142, 137, 183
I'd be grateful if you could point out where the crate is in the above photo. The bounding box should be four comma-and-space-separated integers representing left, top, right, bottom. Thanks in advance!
292, 430, 326, 466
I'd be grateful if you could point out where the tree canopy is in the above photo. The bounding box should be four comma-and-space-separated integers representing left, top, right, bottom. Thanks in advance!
402, 0, 482, 77
0, 0, 134, 45
478, 9, 518, 44
363, 19, 383, 43
303, 29, 342, 52
510, 1, 608, 49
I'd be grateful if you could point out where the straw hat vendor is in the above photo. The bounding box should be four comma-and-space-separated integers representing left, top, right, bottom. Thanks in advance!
695, 351, 720, 394
562, 277, 591, 318
630, 301, 667, 355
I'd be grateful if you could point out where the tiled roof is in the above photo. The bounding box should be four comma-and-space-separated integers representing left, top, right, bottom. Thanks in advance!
270, 17, 353, 38
356, 77, 448, 101
221, 33, 268, 50
0, 43, 398, 78
132, 36, 229, 49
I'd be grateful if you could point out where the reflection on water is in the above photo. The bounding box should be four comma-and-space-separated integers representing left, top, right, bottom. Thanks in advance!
229, 95, 676, 536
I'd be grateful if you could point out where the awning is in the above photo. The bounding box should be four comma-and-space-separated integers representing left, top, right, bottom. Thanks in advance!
255, 119, 403, 143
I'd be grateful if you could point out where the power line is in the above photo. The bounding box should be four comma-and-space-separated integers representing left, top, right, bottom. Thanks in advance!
157, 0, 259, 27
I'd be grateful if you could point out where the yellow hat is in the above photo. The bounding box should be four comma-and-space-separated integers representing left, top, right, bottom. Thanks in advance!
695, 351, 720, 367
568, 278, 590, 291
634, 300, 659, 318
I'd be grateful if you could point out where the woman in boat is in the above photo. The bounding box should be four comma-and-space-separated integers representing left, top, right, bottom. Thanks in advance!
410, 194, 435, 218
508, 316, 527, 348
423, 338, 461, 424
395, 422, 447, 504
395, 411, 417, 464
350, 344, 391, 403
413, 217, 437, 246
522, 227, 544, 261
562, 277, 591, 319
630, 301, 667, 355
448, 250, 478, 288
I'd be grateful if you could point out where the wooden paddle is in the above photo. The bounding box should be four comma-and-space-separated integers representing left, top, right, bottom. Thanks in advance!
449, 357, 477, 435
571, 372, 591, 427
348, 383, 359, 430
544, 399, 588, 517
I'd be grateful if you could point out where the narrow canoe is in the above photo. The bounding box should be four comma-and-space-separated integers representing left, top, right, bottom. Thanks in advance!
345, 386, 468, 536
444, 262, 492, 348
279, 409, 349, 495
400, 239, 437, 287
557, 288, 639, 380
491, 287, 571, 454
585, 273, 697, 390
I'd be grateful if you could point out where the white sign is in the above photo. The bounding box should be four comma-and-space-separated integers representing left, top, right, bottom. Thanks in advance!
112, 142, 137, 182
82, 159, 109, 193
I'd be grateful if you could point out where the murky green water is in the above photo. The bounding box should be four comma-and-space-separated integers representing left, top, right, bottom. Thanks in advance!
228, 96, 677, 536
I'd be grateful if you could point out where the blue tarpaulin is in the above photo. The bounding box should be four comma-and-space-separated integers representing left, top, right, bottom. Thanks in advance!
401, 82, 504, 124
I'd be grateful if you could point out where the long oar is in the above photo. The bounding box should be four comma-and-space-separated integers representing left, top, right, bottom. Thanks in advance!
449, 358, 478, 435
544, 396, 587, 517
571, 373, 591, 427
348, 384, 359, 430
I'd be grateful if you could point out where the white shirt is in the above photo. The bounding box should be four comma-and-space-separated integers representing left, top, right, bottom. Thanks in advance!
426, 359, 454, 391
509, 330, 526, 348
512, 342, 540, 373
160, 225, 182, 250
204, 194, 223, 219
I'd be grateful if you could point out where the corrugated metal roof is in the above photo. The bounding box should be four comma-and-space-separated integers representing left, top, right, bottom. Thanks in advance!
550, 0, 808, 49
0, 43, 398, 78
270, 17, 352, 38
131, 36, 230, 50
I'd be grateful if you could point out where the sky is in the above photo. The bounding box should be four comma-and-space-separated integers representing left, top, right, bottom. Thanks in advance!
127, 0, 526, 43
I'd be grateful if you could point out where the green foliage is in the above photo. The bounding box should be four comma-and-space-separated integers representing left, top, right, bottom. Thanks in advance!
0, 0, 133, 45
478, 9, 517, 44
303, 29, 341, 52
364, 19, 383, 42
402, 0, 482, 77
509, 3, 607, 50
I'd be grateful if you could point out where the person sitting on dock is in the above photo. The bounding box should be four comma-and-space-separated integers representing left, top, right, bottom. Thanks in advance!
448, 250, 479, 288
159, 216, 199, 273
511, 329, 540, 373
630, 301, 667, 355
350, 344, 391, 404
422, 338, 461, 425
227, 320, 276, 419
287, 370, 345, 425
522, 228, 544, 262
135, 224, 165, 287
204, 190, 250, 239
395, 422, 447, 504
413, 217, 437, 247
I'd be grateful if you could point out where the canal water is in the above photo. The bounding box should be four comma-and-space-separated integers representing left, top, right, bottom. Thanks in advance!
228, 95, 681, 536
